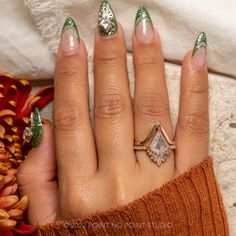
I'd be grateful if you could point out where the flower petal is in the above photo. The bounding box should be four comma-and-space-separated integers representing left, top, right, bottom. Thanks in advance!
13, 223, 36, 234
0, 219, 16, 230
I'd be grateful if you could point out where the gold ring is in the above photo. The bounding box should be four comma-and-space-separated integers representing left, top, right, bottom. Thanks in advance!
134, 122, 176, 166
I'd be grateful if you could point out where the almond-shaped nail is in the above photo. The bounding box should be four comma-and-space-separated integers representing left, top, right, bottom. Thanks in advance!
61, 17, 80, 55
98, 0, 117, 37
23, 108, 42, 147
135, 6, 154, 44
192, 32, 207, 68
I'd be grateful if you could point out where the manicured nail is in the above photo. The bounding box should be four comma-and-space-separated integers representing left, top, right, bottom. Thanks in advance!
98, 0, 117, 37
30, 107, 43, 148
61, 17, 80, 55
192, 32, 207, 68
135, 6, 154, 44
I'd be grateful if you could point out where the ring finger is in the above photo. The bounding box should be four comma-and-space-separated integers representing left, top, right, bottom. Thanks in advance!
133, 8, 174, 184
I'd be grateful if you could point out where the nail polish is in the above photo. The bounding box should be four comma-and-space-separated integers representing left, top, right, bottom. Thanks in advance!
192, 32, 207, 68
98, 0, 117, 37
135, 6, 154, 44
61, 17, 80, 55
31, 107, 43, 148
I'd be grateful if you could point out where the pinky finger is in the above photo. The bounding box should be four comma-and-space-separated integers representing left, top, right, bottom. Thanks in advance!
17, 120, 58, 224
175, 33, 209, 174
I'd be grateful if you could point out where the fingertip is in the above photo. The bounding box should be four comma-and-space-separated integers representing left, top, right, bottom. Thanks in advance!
78, 39, 88, 59
133, 27, 161, 45
180, 49, 208, 96
57, 38, 87, 63
95, 23, 125, 43
27, 121, 54, 160
182, 50, 207, 74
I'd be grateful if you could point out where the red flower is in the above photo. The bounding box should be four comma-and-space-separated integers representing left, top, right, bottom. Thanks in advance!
0, 73, 53, 235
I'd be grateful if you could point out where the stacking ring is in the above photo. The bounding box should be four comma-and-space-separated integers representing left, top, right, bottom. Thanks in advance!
134, 122, 176, 166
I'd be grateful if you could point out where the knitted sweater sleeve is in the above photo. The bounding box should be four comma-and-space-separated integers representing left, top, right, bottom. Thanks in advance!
36, 157, 229, 236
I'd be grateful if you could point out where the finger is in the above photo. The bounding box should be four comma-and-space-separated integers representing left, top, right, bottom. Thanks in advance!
17, 121, 58, 224
54, 18, 96, 186
175, 33, 209, 174
94, 3, 135, 171
133, 8, 174, 183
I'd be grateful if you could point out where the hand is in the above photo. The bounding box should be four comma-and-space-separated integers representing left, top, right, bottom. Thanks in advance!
17, 6, 209, 225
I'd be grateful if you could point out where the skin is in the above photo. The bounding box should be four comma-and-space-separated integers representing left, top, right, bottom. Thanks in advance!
17, 23, 209, 224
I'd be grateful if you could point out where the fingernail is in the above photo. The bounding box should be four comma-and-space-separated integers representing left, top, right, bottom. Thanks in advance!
135, 6, 154, 44
192, 32, 207, 68
98, 0, 117, 37
30, 107, 43, 148
61, 17, 80, 55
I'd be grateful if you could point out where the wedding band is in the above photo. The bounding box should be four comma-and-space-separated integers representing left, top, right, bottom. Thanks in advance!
134, 122, 176, 166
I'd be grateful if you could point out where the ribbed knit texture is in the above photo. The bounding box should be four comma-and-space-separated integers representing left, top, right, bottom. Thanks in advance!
36, 158, 228, 236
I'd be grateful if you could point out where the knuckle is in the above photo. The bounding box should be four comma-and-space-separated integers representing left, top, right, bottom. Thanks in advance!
135, 94, 169, 121
54, 104, 83, 131
189, 83, 208, 96
179, 114, 209, 136
95, 94, 126, 120
95, 50, 124, 65
56, 68, 80, 82
135, 55, 161, 67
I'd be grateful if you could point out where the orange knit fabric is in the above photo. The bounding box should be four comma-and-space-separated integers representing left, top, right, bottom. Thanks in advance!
36, 158, 229, 236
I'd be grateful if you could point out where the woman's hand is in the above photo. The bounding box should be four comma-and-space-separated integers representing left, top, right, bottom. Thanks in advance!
17, 4, 209, 225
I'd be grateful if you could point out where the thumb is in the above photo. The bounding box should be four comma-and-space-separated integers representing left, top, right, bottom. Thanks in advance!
17, 120, 58, 225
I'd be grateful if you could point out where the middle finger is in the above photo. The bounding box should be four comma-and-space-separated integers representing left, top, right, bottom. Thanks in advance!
94, 2, 135, 171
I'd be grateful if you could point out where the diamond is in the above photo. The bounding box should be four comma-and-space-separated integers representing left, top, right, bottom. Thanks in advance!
99, 19, 112, 33
150, 131, 169, 156
156, 158, 162, 166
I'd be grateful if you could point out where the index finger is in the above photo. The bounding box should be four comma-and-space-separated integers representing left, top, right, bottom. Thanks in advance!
54, 18, 97, 185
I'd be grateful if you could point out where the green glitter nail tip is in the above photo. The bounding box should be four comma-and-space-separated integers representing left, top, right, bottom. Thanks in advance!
98, 0, 117, 36
192, 32, 207, 56
62, 17, 80, 39
135, 6, 152, 26
31, 107, 43, 148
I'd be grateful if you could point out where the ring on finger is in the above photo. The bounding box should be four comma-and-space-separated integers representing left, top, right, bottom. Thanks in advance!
134, 122, 176, 166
